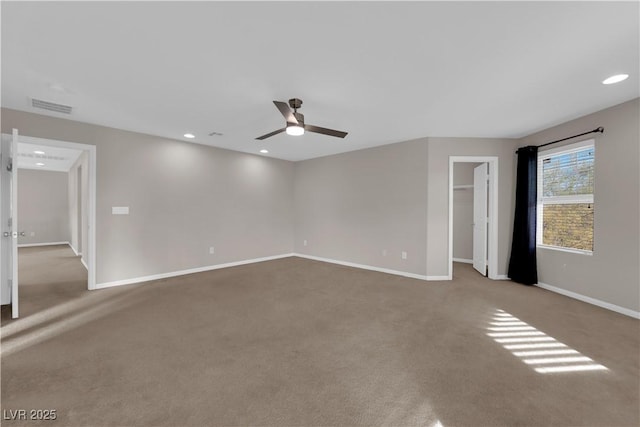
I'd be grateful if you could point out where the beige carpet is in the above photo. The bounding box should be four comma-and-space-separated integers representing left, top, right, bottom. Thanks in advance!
1, 245, 638, 426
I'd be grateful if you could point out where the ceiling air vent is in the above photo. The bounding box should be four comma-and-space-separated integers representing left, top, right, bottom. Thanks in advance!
31, 98, 73, 114
17, 153, 66, 161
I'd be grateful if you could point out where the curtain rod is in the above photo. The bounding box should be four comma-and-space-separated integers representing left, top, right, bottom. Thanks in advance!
516, 127, 604, 153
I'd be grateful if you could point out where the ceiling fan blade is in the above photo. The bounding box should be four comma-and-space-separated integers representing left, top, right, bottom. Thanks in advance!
304, 124, 348, 138
255, 128, 286, 140
273, 101, 298, 124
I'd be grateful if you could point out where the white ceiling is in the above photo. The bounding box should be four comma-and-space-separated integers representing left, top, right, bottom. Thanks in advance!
1, 1, 638, 161
17, 141, 82, 172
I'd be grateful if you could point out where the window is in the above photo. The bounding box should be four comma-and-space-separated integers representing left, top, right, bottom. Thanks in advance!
537, 139, 594, 253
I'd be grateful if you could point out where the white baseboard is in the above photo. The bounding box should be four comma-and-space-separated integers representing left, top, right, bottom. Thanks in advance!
426, 275, 451, 281
80, 257, 88, 271
69, 244, 81, 257
18, 241, 70, 248
95, 253, 295, 289
495, 275, 510, 280
453, 258, 473, 264
293, 253, 430, 281
536, 282, 640, 319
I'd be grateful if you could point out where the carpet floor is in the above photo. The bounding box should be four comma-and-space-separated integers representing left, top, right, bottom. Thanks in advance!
1, 245, 638, 426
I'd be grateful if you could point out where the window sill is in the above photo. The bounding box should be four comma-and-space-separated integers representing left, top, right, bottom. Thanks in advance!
537, 245, 593, 256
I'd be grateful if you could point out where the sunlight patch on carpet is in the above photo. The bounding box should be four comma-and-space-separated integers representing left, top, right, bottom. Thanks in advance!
488, 309, 608, 374
1, 287, 147, 357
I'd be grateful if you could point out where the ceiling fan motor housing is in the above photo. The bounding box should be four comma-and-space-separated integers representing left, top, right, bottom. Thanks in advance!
288, 98, 303, 110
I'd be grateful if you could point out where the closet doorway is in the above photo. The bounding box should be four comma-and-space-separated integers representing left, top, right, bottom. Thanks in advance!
448, 156, 499, 279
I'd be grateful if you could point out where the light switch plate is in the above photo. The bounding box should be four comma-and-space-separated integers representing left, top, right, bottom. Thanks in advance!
112, 206, 129, 215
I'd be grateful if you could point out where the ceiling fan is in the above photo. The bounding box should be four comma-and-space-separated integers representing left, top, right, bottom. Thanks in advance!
256, 98, 348, 140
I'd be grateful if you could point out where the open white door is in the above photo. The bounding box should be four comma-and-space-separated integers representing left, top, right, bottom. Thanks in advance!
473, 163, 488, 276
0, 129, 19, 318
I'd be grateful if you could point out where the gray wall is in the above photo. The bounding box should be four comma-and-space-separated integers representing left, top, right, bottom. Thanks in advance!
3, 108, 295, 285
518, 98, 639, 312
18, 169, 70, 245
453, 162, 481, 261
294, 139, 429, 275
294, 137, 516, 278
426, 138, 517, 277
453, 162, 480, 186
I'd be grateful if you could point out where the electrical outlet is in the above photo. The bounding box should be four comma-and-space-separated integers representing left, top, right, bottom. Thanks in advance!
303, 240, 307, 246
30, 231, 35, 237
209, 246, 215, 255
382, 249, 387, 256
401, 251, 407, 260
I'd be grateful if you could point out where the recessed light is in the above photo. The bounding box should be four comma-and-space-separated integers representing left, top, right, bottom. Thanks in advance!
184, 133, 195, 139
34, 150, 45, 155
36, 162, 45, 166
602, 74, 629, 85
260, 149, 269, 154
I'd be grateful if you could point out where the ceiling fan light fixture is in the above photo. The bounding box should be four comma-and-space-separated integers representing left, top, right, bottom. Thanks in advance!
255, 98, 347, 140
286, 124, 305, 136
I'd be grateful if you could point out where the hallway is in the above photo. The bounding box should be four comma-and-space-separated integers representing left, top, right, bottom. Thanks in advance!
1, 244, 87, 322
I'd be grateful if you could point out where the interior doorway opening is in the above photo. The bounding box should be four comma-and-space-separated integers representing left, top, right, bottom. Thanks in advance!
448, 156, 499, 280
15, 134, 96, 291
1, 131, 96, 319
452, 162, 485, 274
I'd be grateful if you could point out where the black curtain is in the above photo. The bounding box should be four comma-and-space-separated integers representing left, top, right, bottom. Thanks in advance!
508, 146, 538, 285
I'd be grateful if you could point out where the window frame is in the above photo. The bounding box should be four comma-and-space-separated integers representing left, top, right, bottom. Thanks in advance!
536, 139, 595, 255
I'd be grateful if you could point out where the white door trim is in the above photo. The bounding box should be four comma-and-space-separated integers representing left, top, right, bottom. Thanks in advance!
449, 156, 499, 280
13, 134, 97, 290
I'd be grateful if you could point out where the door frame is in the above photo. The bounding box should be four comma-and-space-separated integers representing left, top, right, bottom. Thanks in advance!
15, 134, 97, 290
0, 130, 19, 315
448, 156, 499, 280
